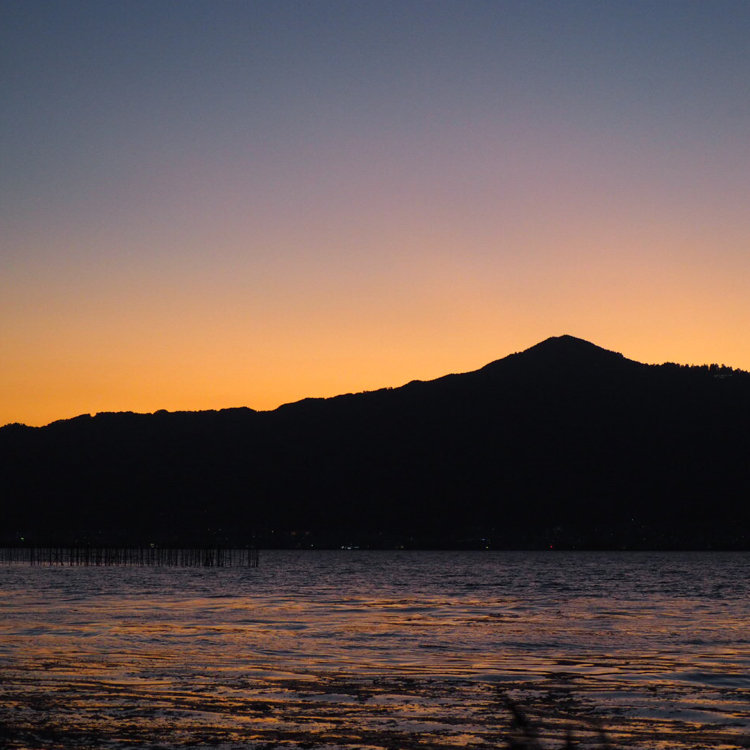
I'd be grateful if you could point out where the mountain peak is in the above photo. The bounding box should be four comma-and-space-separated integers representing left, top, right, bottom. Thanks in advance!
508, 335, 637, 374
474, 334, 636, 377
523, 334, 616, 355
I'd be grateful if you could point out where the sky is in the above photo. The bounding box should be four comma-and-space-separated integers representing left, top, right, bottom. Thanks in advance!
2, 0, 749, 427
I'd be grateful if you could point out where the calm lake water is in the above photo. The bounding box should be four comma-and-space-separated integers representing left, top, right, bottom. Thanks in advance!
1, 551, 749, 749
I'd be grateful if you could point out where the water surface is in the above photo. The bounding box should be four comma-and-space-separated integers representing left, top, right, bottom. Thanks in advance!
1, 551, 749, 748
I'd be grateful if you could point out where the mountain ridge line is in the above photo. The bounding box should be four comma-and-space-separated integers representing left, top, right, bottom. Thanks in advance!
4, 334, 747, 430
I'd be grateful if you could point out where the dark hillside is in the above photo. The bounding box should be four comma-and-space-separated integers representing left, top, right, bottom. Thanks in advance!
2, 336, 749, 548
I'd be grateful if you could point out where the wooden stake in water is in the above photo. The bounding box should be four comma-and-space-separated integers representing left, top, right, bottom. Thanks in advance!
0, 546, 259, 567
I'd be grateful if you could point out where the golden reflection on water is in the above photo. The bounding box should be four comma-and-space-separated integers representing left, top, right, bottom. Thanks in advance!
1, 551, 750, 748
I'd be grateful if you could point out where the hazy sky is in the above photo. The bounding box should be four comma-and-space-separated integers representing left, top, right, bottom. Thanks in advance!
2, 0, 749, 426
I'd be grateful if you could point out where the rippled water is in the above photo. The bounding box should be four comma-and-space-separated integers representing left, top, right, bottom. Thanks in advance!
1, 551, 749, 748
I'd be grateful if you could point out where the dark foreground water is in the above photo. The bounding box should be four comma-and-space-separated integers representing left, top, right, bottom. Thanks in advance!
1, 551, 749, 749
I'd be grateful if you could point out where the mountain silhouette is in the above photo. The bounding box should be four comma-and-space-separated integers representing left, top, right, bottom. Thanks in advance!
2, 335, 749, 549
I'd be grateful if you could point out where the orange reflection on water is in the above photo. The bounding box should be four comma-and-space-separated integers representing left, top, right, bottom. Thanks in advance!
1, 552, 749, 748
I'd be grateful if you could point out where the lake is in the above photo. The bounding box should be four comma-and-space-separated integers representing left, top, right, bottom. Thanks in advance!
1, 550, 749, 748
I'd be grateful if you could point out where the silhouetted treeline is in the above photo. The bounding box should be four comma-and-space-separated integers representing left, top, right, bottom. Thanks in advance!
2, 336, 750, 549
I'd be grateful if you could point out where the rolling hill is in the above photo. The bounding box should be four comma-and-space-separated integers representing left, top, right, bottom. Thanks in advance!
2, 335, 749, 549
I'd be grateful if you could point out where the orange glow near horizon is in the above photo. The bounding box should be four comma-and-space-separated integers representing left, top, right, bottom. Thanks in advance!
3, 225, 749, 427
3, 179, 750, 427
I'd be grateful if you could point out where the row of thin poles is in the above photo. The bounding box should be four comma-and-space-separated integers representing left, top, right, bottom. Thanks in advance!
0, 546, 259, 567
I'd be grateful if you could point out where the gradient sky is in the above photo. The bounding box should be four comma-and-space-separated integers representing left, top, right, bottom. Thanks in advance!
2, 0, 749, 426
